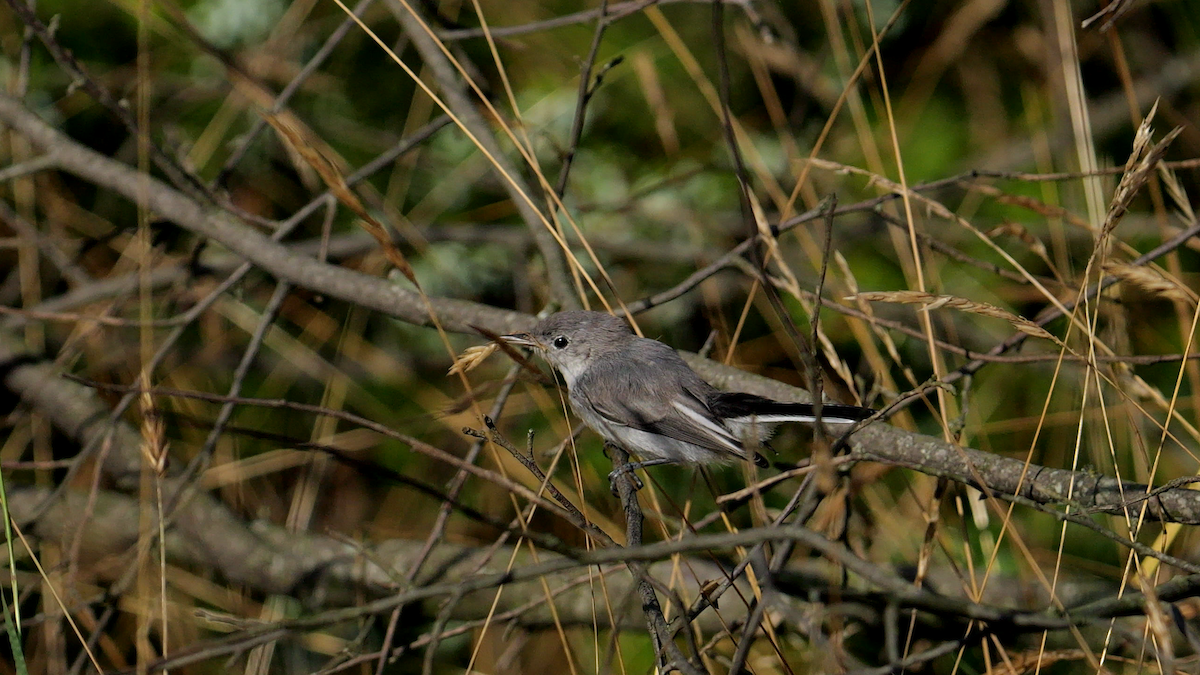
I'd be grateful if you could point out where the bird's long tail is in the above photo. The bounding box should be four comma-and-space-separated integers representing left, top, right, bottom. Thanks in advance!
712, 392, 874, 425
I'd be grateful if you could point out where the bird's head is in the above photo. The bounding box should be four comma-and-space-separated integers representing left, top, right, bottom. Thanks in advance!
502, 311, 632, 385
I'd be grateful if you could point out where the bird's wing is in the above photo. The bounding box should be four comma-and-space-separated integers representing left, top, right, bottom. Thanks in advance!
576, 354, 748, 459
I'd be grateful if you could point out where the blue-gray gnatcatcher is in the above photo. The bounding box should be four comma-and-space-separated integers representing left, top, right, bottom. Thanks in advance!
502, 311, 873, 488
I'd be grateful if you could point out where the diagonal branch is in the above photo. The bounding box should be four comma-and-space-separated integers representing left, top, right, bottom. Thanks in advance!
0, 91, 531, 336
3, 87, 1200, 526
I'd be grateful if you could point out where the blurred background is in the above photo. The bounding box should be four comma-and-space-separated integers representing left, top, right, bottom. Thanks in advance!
2, 0, 1200, 672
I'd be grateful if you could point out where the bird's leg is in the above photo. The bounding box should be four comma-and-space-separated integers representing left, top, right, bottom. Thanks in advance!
606, 455, 675, 496
603, 441, 641, 494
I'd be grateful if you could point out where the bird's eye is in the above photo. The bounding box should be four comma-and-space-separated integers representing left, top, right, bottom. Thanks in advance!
552, 336, 570, 350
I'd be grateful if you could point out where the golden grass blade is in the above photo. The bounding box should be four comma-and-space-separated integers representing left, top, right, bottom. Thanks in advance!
1102, 263, 1197, 306
848, 290, 1059, 343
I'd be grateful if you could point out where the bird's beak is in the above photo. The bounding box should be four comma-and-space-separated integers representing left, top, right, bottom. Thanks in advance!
500, 332, 542, 350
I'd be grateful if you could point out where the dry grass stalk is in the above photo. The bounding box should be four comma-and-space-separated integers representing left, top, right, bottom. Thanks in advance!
1102, 263, 1196, 305
1099, 102, 1184, 239
971, 182, 1092, 230
263, 111, 420, 285
448, 343, 499, 375
849, 290, 1057, 343
1156, 161, 1196, 225
986, 221, 1050, 260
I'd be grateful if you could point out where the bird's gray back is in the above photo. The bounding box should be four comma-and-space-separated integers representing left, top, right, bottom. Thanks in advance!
569, 337, 717, 417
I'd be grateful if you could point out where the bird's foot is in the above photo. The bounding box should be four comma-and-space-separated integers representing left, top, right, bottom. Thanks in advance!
607, 463, 644, 496
606, 458, 678, 496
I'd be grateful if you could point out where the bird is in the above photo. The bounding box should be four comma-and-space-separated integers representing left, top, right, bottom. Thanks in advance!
501, 310, 874, 489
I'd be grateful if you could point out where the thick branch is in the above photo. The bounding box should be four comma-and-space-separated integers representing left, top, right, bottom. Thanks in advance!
2, 90, 1198, 524
5, 485, 746, 631
683, 355, 1200, 524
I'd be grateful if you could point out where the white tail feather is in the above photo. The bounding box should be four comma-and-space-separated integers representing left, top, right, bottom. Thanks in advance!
727, 413, 862, 425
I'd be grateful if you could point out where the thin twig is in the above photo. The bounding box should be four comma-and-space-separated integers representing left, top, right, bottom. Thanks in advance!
553, 0, 613, 198
180, 281, 292, 481
377, 360, 524, 675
